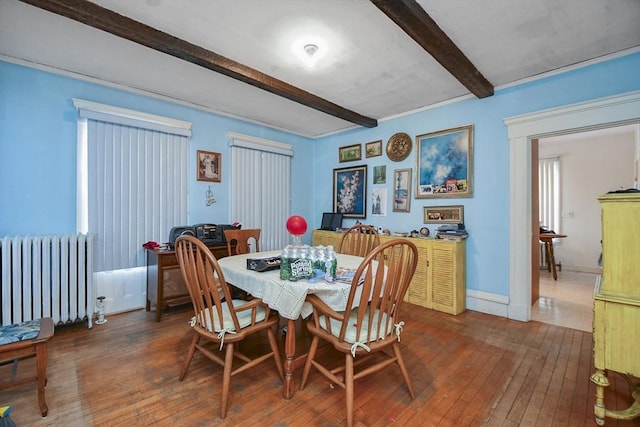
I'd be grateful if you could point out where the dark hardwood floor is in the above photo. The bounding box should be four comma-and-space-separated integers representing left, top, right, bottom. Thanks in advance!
2, 303, 638, 426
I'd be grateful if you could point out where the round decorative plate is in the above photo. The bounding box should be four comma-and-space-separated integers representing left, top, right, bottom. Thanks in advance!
386, 132, 412, 162
420, 227, 430, 237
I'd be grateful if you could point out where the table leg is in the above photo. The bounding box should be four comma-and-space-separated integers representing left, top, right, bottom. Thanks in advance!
548, 242, 558, 280
283, 318, 296, 399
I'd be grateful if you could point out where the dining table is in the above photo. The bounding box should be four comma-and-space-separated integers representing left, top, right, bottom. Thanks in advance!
217, 249, 365, 399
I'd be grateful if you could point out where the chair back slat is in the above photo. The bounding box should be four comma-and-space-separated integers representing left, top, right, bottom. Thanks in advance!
338, 239, 417, 344
224, 228, 261, 256
337, 224, 380, 257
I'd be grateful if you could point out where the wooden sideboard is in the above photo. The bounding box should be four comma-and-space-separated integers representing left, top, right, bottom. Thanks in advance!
312, 229, 466, 315
145, 245, 229, 322
590, 193, 640, 425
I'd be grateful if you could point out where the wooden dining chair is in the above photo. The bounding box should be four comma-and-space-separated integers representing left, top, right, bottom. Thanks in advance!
337, 224, 380, 257
224, 228, 261, 256
175, 236, 283, 418
299, 239, 418, 427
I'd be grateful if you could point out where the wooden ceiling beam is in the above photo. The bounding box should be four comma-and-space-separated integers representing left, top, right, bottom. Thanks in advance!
371, 0, 494, 99
20, 0, 378, 128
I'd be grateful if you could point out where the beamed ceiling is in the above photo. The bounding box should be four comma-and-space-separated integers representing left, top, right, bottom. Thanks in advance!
1, 0, 639, 138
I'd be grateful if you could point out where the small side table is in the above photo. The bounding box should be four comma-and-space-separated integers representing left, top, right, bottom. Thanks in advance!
145, 245, 230, 321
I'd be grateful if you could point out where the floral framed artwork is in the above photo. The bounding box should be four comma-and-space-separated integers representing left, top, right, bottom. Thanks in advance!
365, 140, 382, 158
423, 205, 464, 224
197, 150, 221, 182
392, 168, 411, 212
333, 165, 367, 218
416, 125, 473, 198
339, 144, 362, 163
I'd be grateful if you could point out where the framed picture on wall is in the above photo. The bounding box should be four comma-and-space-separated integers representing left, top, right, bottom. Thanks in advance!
365, 140, 382, 158
333, 165, 367, 218
423, 205, 464, 224
392, 168, 411, 212
197, 150, 221, 182
339, 144, 362, 163
416, 125, 473, 198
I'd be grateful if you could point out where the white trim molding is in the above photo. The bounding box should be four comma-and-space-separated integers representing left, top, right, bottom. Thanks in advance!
466, 290, 510, 318
504, 90, 640, 321
228, 131, 293, 157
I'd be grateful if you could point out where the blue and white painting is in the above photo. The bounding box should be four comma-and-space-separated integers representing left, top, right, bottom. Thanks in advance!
417, 125, 473, 198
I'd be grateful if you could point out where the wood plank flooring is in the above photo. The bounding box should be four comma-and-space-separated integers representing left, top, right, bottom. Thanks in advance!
1, 303, 638, 426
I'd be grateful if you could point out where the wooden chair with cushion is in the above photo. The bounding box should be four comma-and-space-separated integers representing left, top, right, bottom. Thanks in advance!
0, 317, 54, 417
175, 236, 283, 418
337, 224, 380, 257
299, 239, 418, 427
224, 228, 260, 256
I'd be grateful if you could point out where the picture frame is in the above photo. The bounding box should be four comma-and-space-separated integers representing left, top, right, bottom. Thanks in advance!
392, 168, 411, 212
197, 150, 221, 182
371, 188, 387, 216
339, 144, 362, 163
333, 165, 367, 218
423, 205, 464, 224
365, 140, 382, 158
416, 125, 473, 198
373, 165, 386, 184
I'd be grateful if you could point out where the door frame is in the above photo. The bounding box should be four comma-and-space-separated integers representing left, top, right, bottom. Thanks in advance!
504, 90, 640, 321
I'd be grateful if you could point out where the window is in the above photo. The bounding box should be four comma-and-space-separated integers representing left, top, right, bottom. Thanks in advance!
539, 157, 560, 233
228, 132, 292, 250
74, 99, 190, 311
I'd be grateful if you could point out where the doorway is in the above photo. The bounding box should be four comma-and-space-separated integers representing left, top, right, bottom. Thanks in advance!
504, 91, 640, 322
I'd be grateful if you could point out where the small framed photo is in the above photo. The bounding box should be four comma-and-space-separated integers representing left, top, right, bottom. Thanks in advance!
334, 165, 367, 218
392, 168, 411, 212
373, 165, 386, 184
197, 150, 221, 182
365, 140, 383, 158
423, 205, 464, 224
339, 144, 362, 163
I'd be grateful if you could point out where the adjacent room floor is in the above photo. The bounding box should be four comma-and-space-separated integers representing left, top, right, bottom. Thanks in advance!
531, 269, 598, 332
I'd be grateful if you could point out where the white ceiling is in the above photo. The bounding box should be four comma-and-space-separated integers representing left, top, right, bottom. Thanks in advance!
1, 0, 639, 138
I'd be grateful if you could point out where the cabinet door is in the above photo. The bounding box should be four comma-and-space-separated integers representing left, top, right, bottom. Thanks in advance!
405, 243, 431, 308
312, 230, 341, 247
430, 242, 466, 315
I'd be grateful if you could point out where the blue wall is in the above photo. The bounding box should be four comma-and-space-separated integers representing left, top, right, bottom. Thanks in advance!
0, 61, 315, 238
311, 52, 640, 298
2, 52, 639, 301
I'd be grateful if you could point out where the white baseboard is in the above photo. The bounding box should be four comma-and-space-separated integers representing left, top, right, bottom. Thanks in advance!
466, 289, 510, 318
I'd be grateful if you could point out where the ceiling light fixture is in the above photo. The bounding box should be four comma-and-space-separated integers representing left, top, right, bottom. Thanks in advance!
303, 43, 319, 57
292, 37, 326, 68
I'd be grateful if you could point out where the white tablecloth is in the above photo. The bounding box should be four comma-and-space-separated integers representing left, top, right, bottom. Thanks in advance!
217, 250, 365, 320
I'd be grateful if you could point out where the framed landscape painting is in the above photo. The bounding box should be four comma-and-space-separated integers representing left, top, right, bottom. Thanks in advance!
416, 125, 473, 198
333, 165, 367, 218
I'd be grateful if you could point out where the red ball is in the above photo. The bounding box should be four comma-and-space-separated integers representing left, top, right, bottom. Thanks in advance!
286, 215, 307, 235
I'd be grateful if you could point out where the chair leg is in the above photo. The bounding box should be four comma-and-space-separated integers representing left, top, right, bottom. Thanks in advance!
220, 342, 234, 418
179, 332, 200, 381
345, 354, 354, 427
266, 327, 284, 381
299, 335, 320, 390
392, 342, 416, 399
35, 342, 49, 417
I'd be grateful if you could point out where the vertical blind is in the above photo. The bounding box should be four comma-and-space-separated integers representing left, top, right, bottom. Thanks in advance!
539, 156, 560, 233
75, 100, 190, 272
229, 133, 292, 251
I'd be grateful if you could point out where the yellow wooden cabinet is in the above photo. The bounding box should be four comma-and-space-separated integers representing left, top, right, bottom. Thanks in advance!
312, 229, 466, 315
590, 193, 640, 425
